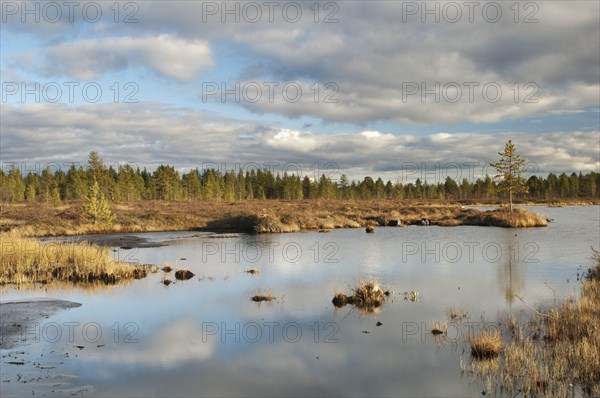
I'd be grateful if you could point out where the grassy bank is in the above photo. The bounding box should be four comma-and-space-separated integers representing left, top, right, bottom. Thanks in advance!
471, 255, 600, 396
0, 200, 549, 237
0, 233, 149, 285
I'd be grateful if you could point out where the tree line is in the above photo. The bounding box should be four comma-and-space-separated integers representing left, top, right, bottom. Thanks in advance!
0, 152, 598, 204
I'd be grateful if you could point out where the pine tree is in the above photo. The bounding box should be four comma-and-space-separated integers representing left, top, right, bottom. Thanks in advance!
82, 179, 115, 225
490, 140, 528, 213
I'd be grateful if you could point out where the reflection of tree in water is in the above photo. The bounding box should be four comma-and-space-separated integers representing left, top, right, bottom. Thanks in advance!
496, 232, 526, 307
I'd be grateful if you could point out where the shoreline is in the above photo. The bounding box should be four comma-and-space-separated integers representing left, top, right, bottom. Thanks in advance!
0, 299, 93, 396
0, 299, 82, 349
0, 199, 569, 238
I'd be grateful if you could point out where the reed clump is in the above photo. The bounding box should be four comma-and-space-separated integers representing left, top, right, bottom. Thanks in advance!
0, 233, 148, 285
469, 329, 503, 359
332, 279, 390, 313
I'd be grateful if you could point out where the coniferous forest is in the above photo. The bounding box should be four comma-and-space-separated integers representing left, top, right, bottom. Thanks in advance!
1, 152, 598, 204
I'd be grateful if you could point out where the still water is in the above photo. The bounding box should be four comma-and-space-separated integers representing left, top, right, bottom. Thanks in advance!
2, 206, 599, 396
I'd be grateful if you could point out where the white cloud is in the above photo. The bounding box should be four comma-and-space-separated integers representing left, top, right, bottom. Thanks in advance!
45, 35, 213, 81
2, 103, 598, 181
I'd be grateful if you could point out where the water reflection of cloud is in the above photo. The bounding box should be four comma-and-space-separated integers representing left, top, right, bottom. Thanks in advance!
85, 311, 477, 396
82, 318, 214, 369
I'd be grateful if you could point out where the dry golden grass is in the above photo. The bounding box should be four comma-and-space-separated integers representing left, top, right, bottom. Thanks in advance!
472, 256, 600, 396
469, 329, 503, 359
459, 207, 548, 228
332, 279, 390, 313
0, 232, 147, 285
1, 200, 550, 238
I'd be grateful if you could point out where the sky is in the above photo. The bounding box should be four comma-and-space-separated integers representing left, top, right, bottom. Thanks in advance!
1, 0, 599, 183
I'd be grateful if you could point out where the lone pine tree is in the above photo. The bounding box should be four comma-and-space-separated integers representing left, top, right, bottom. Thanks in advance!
490, 140, 528, 214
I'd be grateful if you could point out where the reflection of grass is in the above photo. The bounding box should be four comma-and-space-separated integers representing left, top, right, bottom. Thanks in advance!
332, 279, 390, 313
1, 233, 147, 285
471, 255, 600, 396
449, 306, 468, 320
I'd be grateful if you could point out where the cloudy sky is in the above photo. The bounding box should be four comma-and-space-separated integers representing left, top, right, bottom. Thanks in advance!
1, 0, 598, 182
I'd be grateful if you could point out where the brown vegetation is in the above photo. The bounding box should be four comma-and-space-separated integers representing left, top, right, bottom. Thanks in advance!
332, 279, 390, 313
0, 232, 148, 285
251, 292, 275, 302
471, 255, 600, 396
174, 269, 195, 280
469, 329, 503, 359
0, 200, 550, 238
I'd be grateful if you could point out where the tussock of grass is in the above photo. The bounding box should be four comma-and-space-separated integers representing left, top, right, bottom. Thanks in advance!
250, 214, 300, 233
586, 253, 600, 280
469, 329, 503, 359
251, 291, 274, 302
0, 233, 147, 285
332, 279, 390, 313
174, 269, 195, 280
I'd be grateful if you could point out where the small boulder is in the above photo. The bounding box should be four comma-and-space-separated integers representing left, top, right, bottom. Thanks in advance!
366, 226, 375, 233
